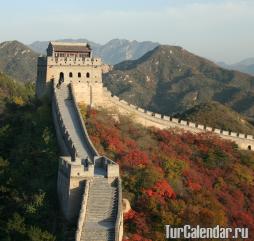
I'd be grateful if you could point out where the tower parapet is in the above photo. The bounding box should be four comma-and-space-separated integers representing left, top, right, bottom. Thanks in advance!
36, 42, 102, 98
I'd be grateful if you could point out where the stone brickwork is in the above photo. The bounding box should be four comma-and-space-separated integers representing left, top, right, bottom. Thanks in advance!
52, 81, 122, 240
36, 41, 102, 98
72, 81, 254, 151
37, 41, 254, 241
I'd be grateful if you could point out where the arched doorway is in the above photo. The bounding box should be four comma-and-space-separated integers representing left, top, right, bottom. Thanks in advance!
59, 72, 64, 84
248, 145, 252, 151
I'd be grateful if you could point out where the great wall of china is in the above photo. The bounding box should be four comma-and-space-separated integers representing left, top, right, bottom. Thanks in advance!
72, 81, 254, 151
52, 81, 123, 241
36, 41, 254, 241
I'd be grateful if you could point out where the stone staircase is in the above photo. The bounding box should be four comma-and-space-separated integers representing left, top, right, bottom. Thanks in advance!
55, 84, 94, 161
81, 177, 118, 241
53, 83, 122, 241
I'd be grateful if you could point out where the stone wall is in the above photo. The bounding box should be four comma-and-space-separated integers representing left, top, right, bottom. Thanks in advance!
75, 180, 91, 241
36, 56, 102, 98
115, 178, 123, 241
52, 82, 122, 239
52, 85, 95, 221
72, 82, 254, 151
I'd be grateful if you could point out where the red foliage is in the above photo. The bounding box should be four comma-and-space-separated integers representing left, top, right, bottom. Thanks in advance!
122, 149, 149, 167
125, 139, 139, 149
132, 212, 150, 235
86, 108, 254, 240
236, 211, 254, 227
87, 108, 97, 117
188, 180, 202, 191
123, 234, 152, 241
144, 180, 176, 200
102, 128, 125, 152
124, 209, 136, 221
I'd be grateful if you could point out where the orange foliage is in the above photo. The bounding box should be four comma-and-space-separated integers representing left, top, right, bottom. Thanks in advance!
122, 149, 149, 167
124, 209, 136, 221
85, 108, 254, 240
123, 234, 152, 241
144, 180, 176, 200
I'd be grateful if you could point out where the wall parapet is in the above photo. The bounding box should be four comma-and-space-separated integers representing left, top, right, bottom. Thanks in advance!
53, 88, 79, 161
115, 178, 123, 241
102, 86, 254, 149
70, 83, 99, 159
47, 56, 102, 66
75, 180, 90, 241
58, 157, 94, 178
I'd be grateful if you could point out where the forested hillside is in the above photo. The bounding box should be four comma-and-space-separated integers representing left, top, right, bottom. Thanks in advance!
0, 76, 69, 241
83, 106, 254, 241
176, 101, 254, 135
103, 45, 254, 119
0, 72, 33, 113
0, 41, 38, 83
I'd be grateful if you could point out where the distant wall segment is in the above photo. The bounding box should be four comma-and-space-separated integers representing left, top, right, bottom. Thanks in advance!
72, 82, 254, 151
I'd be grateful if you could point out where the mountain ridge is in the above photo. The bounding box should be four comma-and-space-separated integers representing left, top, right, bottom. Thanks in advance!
175, 101, 254, 135
103, 45, 254, 119
29, 38, 159, 65
218, 58, 254, 76
0, 40, 38, 82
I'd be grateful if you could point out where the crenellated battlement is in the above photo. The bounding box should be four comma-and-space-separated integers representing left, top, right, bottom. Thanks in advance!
38, 40, 253, 241
58, 157, 94, 178
37, 41, 123, 241
38, 56, 102, 67
101, 86, 254, 139
75, 84, 254, 151
47, 56, 102, 66
36, 42, 102, 98
52, 80, 122, 240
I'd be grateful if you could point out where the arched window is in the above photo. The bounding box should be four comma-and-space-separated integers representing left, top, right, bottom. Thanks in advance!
86, 72, 90, 78
59, 72, 64, 81
69, 72, 73, 78
248, 145, 252, 151
78, 72, 81, 78
58, 72, 64, 85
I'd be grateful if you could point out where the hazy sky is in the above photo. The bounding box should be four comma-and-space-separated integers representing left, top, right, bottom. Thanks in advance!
0, 0, 253, 64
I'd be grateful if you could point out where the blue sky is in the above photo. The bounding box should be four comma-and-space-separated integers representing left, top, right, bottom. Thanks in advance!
0, 0, 254, 63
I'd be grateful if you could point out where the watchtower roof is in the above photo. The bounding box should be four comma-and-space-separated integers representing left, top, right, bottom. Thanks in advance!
50, 41, 91, 53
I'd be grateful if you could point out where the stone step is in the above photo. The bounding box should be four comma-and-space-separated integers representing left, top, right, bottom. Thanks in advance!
86, 207, 117, 213
81, 233, 114, 241
89, 190, 117, 193
87, 204, 117, 209
81, 224, 115, 241
87, 202, 117, 207
87, 211, 116, 216
86, 218, 116, 223
86, 213, 116, 217
87, 206, 117, 210
88, 194, 117, 198
87, 204, 117, 208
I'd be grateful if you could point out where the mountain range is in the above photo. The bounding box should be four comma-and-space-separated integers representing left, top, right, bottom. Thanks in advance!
29, 39, 159, 65
0, 41, 38, 82
103, 45, 254, 119
0, 39, 158, 83
218, 58, 254, 76
1, 40, 254, 241
1, 39, 254, 121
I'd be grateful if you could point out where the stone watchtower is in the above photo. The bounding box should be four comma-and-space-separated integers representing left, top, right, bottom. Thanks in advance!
36, 41, 102, 98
